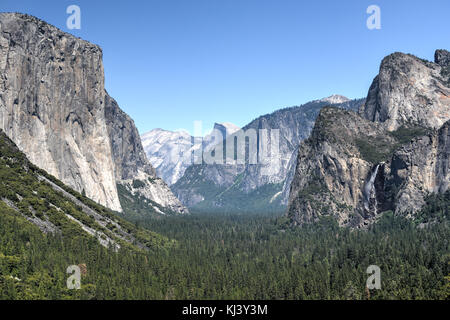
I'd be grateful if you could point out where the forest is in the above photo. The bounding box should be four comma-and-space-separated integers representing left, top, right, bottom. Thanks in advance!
0, 205, 449, 300
0, 129, 448, 300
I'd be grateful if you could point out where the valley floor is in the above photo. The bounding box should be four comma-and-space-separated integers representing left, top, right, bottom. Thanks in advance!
1, 204, 449, 300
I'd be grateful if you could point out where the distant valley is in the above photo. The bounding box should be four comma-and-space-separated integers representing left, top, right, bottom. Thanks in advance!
0, 11, 448, 301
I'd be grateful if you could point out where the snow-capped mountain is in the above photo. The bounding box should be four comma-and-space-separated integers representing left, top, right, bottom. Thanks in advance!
141, 123, 240, 185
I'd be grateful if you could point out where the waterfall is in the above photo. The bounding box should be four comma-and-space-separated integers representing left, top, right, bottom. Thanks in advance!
364, 164, 380, 214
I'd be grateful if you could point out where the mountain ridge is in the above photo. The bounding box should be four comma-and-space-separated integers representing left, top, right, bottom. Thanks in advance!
171, 96, 365, 212
142, 122, 240, 186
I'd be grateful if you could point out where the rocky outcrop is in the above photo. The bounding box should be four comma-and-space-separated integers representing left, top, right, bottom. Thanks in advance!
0, 13, 121, 211
435, 49, 450, 67
360, 51, 450, 131
287, 107, 396, 227
0, 13, 186, 214
391, 120, 450, 215
288, 50, 450, 228
105, 94, 156, 181
105, 94, 187, 214
288, 108, 450, 228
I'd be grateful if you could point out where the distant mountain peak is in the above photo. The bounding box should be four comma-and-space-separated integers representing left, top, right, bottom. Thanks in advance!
318, 95, 351, 104
212, 122, 240, 137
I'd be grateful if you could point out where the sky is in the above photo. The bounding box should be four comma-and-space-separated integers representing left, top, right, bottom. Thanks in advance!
1, 0, 450, 135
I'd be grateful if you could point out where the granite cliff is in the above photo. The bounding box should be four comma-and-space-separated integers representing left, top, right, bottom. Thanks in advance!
288, 50, 450, 227
0, 13, 186, 215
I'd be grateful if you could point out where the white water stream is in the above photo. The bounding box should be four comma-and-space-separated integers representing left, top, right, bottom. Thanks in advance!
364, 164, 380, 213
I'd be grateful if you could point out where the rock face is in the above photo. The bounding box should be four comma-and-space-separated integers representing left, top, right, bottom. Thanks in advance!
141, 122, 240, 186
142, 129, 193, 186
105, 94, 188, 214
360, 52, 450, 131
203, 122, 241, 152
435, 49, 450, 67
288, 50, 450, 227
105, 94, 156, 182
0, 13, 186, 214
172, 97, 364, 212
288, 108, 396, 227
391, 120, 450, 215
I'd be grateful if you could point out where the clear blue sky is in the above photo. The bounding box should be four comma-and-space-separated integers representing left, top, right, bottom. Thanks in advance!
2, 0, 450, 134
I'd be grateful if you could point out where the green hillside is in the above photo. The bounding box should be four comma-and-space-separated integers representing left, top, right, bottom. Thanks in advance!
0, 129, 176, 298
